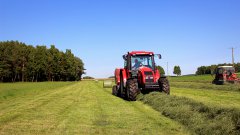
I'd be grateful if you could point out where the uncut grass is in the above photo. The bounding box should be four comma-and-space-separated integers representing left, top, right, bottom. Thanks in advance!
172, 87, 240, 109
169, 75, 213, 83
138, 92, 240, 135
170, 82, 240, 92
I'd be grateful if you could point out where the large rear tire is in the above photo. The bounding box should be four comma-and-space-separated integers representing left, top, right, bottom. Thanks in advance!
126, 79, 140, 101
112, 85, 118, 96
212, 79, 224, 85
119, 70, 125, 98
159, 78, 170, 94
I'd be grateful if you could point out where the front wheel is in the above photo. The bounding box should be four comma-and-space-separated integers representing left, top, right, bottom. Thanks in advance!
126, 79, 140, 101
159, 78, 170, 94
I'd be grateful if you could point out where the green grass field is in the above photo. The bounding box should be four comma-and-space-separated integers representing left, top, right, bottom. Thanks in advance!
0, 75, 240, 135
167, 75, 240, 134
0, 81, 188, 135
169, 75, 213, 83
168, 75, 240, 109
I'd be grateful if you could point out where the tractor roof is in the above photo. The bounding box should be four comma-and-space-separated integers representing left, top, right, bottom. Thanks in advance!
129, 51, 154, 55
218, 66, 234, 68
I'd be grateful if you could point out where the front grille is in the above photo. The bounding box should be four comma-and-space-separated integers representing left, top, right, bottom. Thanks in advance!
144, 71, 153, 75
145, 79, 154, 82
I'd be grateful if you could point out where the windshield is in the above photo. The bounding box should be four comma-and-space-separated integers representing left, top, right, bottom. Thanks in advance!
217, 67, 235, 74
131, 55, 153, 70
225, 67, 235, 73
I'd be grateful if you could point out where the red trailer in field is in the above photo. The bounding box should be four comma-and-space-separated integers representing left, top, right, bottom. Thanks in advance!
212, 66, 240, 85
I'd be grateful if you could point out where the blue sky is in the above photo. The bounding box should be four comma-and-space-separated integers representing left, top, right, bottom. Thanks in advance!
1, 0, 240, 78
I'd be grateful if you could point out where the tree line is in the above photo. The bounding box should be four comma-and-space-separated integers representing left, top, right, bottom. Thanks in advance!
0, 41, 84, 82
196, 63, 240, 75
156, 65, 182, 76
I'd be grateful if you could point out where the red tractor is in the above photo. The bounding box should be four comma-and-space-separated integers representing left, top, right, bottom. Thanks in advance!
212, 66, 240, 85
112, 51, 170, 101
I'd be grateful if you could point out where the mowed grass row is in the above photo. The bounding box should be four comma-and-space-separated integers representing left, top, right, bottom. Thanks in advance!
138, 92, 240, 135
0, 81, 189, 135
138, 75, 240, 135
171, 87, 240, 109
168, 75, 240, 108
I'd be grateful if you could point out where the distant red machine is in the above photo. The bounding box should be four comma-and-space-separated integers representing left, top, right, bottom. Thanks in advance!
212, 66, 240, 85
112, 51, 170, 101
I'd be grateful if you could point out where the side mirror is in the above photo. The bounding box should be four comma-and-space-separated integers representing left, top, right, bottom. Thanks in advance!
122, 55, 127, 60
155, 54, 162, 59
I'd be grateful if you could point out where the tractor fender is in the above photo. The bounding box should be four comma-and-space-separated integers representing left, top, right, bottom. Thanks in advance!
114, 68, 127, 87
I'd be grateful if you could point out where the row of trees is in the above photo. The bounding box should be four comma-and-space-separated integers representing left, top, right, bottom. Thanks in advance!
83, 76, 94, 79
157, 65, 182, 76
0, 41, 85, 82
196, 63, 240, 75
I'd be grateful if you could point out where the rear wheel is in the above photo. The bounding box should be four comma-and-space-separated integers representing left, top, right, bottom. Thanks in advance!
126, 79, 140, 101
112, 85, 118, 96
219, 81, 224, 85
159, 78, 170, 94
119, 70, 125, 98
212, 79, 216, 84
215, 80, 224, 85
212, 78, 224, 85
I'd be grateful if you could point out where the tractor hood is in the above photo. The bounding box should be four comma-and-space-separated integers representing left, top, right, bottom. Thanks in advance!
138, 66, 153, 72
137, 66, 160, 83
138, 66, 154, 77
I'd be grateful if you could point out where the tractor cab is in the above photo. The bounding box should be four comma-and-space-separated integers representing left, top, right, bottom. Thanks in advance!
123, 51, 158, 78
130, 55, 154, 70
113, 51, 169, 101
216, 66, 235, 76
213, 66, 239, 85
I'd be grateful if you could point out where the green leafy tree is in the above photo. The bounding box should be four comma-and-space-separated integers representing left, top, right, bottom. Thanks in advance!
0, 41, 85, 82
47, 45, 61, 81
74, 57, 84, 80
64, 49, 75, 81
83, 76, 94, 79
156, 65, 165, 75
178, 66, 182, 76
35, 46, 48, 81
173, 66, 181, 76
7, 41, 20, 82
0, 42, 12, 81
108, 76, 115, 79
18, 43, 29, 82
26, 46, 37, 82
210, 65, 217, 75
